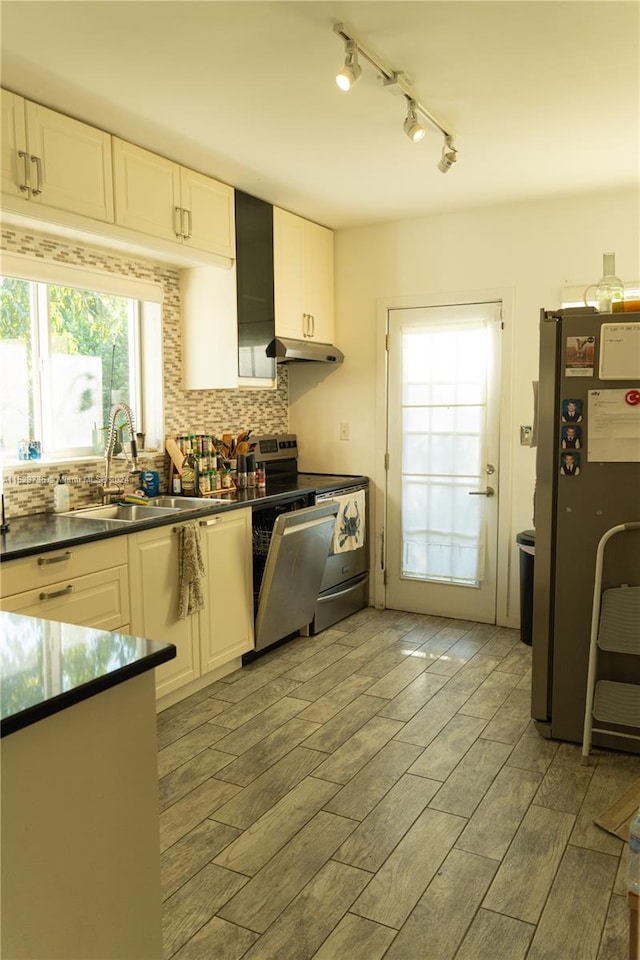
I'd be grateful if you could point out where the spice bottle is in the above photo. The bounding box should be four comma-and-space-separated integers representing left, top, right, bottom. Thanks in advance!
181, 447, 198, 496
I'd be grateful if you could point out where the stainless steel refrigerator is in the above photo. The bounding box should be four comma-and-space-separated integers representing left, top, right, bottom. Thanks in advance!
531, 307, 640, 751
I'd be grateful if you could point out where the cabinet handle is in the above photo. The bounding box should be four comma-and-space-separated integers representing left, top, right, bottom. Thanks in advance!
30, 155, 43, 196
199, 517, 219, 527
40, 584, 74, 601
17, 150, 30, 193
37, 550, 72, 565
309, 314, 315, 338
183, 208, 192, 239
303, 313, 310, 338
174, 206, 183, 239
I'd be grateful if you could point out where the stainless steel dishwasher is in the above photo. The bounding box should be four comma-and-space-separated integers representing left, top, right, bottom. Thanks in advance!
251, 498, 339, 654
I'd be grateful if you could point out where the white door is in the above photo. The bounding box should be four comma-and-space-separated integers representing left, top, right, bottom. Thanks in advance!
385, 302, 502, 622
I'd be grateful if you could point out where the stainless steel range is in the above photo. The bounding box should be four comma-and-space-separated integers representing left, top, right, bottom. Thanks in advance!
249, 434, 369, 643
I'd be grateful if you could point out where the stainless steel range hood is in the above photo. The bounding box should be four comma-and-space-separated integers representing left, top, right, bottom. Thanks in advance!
266, 337, 344, 364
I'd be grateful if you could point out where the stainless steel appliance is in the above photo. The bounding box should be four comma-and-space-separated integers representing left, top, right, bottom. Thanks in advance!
254, 499, 339, 651
532, 307, 640, 751
307, 480, 369, 634
247, 434, 369, 653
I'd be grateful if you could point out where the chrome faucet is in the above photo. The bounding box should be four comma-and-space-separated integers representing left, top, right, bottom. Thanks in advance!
99, 402, 140, 504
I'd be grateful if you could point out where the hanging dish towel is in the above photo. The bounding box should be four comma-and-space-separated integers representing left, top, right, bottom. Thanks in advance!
177, 520, 206, 619
331, 489, 366, 554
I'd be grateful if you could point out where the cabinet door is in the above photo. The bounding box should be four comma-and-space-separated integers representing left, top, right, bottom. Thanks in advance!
113, 138, 180, 242
128, 524, 198, 698
1, 566, 129, 632
304, 220, 335, 343
25, 100, 114, 222
1, 90, 27, 198
198, 509, 254, 673
181, 265, 239, 390
273, 206, 306, 339
180, 167, 235, 259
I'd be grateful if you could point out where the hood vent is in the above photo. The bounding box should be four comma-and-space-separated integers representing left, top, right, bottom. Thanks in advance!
266, 337, 344, 364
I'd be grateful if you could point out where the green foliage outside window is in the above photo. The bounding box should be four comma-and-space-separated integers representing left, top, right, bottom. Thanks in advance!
0, 276, 134, 453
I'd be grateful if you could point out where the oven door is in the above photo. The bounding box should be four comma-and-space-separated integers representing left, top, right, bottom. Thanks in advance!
254, 500, 339, 651
316, 484, 368, 592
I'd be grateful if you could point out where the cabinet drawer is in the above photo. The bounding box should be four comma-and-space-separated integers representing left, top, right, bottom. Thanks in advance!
1, 537, 128, 597
0, 565, 129, 632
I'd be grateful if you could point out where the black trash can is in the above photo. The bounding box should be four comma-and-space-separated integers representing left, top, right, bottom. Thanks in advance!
516, 530, 535, 646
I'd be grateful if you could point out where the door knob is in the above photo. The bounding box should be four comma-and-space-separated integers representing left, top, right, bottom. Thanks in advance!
468, 487, 495, 497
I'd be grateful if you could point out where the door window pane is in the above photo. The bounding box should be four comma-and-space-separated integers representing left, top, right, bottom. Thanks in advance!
400, 320, 489, 585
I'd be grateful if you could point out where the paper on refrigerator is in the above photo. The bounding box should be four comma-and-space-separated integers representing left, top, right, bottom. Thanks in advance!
587, 389, 640, 462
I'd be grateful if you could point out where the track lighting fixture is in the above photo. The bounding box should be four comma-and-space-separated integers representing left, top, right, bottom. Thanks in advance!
403, 99, 425, 143
336, 39, 362, 92
333, 22, 458, 173
437, 136, 458, 173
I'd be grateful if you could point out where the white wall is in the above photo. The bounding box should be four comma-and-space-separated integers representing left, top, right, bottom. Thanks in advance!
289, 187, 639, 625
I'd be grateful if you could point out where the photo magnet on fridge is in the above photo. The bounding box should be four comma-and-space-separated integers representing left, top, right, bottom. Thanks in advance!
560, 451, 580, 476
561, 425, 582, 449
565, 336, 595, 377
561, 398, 583, 423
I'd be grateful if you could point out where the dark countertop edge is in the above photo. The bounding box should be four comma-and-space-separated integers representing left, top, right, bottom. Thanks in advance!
0, 476, 368, 562
0, 496, 273, 562
0, 642, 176, 738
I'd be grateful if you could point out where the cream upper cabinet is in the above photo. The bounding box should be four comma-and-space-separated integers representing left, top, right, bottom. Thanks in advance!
273, 206, 334, 343
180, 264, 239, 390
113, 138, 235, 259
197, 508, 254, 673
1, 90, 114, 223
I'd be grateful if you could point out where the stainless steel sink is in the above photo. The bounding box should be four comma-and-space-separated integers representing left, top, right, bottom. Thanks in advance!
63, 504, 179, 522
147, 496, 233, 509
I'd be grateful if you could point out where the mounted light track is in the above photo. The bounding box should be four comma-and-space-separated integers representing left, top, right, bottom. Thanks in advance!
333, 21, 458, 172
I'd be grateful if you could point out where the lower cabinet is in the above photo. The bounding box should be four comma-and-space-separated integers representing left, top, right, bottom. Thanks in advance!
198, 508, 254, 673
128, 521, 199, 699
128, 508, 254, 700
0, 538, 129, 631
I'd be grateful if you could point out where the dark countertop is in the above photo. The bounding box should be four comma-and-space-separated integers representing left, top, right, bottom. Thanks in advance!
0, 611, 176, 737
0, 474, 368, 562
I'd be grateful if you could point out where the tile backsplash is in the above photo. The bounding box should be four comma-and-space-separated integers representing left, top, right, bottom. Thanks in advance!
1, 226, 288, 518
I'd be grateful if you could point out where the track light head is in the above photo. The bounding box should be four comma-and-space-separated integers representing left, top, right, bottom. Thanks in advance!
336, 40, 362, 92
403, 99, 425, 143
438, 136, 458, 173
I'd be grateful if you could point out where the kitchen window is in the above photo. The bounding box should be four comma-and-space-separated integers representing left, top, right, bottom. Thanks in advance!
0, 256, 163, 461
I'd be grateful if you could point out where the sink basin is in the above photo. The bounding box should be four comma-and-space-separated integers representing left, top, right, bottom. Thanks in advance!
147, 496, 234, 509
64, 504, 178, 522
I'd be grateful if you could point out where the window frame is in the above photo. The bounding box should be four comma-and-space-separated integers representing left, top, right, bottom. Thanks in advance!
0, 253, 163, 465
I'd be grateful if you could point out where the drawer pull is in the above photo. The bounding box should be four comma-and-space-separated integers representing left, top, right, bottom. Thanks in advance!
37, 550, 72, 565
40, 585, 74, 601
199, 518, 219, 527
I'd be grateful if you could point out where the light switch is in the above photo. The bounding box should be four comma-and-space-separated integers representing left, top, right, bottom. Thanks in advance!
520, 425, 533, 446
339, 422, 350, 441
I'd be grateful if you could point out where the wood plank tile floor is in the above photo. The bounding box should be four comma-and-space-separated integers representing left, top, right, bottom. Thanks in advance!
157, 607, 639, 960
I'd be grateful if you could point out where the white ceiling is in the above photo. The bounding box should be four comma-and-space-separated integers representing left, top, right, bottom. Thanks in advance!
1, 1, 638, 230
